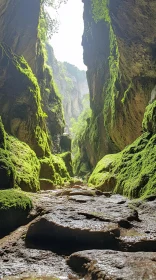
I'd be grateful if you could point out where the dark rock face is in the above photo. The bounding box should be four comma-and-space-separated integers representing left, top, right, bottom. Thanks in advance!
81, 0, 156, 167
0, 0, 40, 73
68, 250, 156, 279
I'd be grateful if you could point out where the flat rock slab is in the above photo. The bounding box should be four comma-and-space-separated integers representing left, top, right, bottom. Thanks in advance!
68, 250, 156, 279
0, 234, 76, 279
26, 191, 156, 253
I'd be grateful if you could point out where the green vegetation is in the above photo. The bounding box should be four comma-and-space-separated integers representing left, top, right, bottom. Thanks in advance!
0, 189, 32, 211
39, 0, 68, 41
89, 132, 156, 199
40, 154, 70, 186
59, 152, 73, 176
71, 96, 91, 174
7, 136, 40, 192
0, 116, 6, 149
0, 43, 50, 157
0, 189, 32, 236
91, 0, 120, 128
142, 100, 156, 133
0, 148, 15, 190
92, 0, 110, 23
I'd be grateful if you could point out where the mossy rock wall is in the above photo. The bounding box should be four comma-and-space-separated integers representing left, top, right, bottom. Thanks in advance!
39, 65, 65, 153
89, 132, 156, 199
81, 0, 156, 168
0, 43, 50, 157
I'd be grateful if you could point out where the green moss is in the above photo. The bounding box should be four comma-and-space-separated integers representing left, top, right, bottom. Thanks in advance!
0, 189, 32, 211
40, 154, 70, 186
142, 100, 156, 133
59, 152, 73, 176
7, 136, 40, 192
91, 1, 120, 129
89, 132, 156, 199
0, 116, 6, 149
0, 148, 15, 189
121, 81, 133, 104
52, 154, 70, 184
0, 43, 50, 157
0, 189, 32, 236
71, 107, 91, 175
91, 0, 110, 23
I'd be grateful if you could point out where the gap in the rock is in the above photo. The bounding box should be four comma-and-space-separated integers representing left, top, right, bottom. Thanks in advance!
46, 0, 90, 177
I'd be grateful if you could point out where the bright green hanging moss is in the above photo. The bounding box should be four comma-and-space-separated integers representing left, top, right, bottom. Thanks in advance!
91, 0, 110, 23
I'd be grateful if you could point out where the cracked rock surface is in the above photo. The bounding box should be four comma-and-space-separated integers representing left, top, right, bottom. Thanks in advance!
0, 187, 156, 279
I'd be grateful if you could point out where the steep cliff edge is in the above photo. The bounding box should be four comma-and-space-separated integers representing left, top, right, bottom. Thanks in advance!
46, 43, 88, 131
81, 0, 156, 168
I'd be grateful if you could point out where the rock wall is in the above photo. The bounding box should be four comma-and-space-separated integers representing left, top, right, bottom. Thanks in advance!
0, 0, 71, 190
81, 0, 156, 168
46, 44, 89, 131
0, 0, 40, 73
0, 0, 65, 153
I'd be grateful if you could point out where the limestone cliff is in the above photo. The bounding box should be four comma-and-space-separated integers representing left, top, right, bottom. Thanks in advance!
81, 0, 156, 168
46, 44, 89, 131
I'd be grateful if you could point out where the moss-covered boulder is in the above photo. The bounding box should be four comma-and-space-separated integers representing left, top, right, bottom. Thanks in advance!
0, 148, 15, 190
0, 189, 32, 237
142, 100, 156, 134
7, 136, 40, 192
39, 179, 55, 191
89, 132, 156, 199
39, 155, 70, 188
59, 152, 73, 176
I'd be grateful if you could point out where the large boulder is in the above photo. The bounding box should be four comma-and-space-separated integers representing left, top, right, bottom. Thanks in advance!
0, 189, 32, 237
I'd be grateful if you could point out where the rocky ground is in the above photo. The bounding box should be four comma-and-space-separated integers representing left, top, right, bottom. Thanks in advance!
0, 186, 156, 279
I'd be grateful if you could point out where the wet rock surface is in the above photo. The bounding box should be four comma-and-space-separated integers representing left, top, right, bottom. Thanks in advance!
68, 250, 156, 280
0, 187, 156, 279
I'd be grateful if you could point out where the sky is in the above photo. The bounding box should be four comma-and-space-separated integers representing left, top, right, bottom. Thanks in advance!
48, 0, 86, 70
